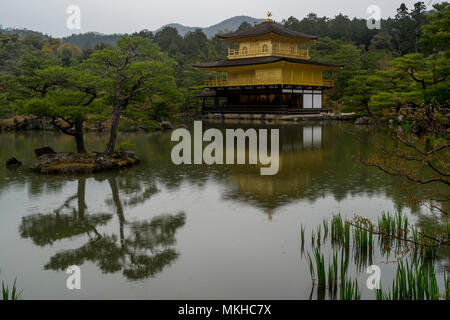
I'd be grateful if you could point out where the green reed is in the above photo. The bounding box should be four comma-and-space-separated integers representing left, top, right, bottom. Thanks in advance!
317, 226, 322, 248
2, 278, 23, 300
447, 219, 450, 238
344, 223, 350, 247
328, 252, 338, 287
445, 271, 449, 300
300, 225, 305, 254
411, 225, 437, 259
303, 213, 447, 300
323, 219, 329, 239
331, 214, 350, 247
352, 221, 374, 272
306, 253, 315, 284
340, 278, 360, 300
412, 227, 419, 251
376, 261, 441, 300
378, 211, 408, 238
314, 249, 326, 287
306, 246, 359, 300
331, 214, 344, 240
338, 249, 359, 300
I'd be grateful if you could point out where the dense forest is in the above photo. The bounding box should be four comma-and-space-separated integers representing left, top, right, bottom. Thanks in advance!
0, 2, 448, 132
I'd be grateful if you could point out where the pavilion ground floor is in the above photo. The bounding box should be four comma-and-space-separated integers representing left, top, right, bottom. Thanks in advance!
197, 85, 330, 115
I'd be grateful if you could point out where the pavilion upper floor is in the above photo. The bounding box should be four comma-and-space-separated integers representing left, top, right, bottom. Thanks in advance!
227, 40, 310, 60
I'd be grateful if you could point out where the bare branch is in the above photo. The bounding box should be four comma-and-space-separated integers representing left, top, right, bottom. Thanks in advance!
361, 160, 450, 186
407, 68, 426, 89
348, 221, 449, 248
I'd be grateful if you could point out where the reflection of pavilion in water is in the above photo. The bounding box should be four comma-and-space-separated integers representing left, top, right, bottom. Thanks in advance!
302, 126, 322, 150
225, 125, 326, 219
281, 125, 322, 152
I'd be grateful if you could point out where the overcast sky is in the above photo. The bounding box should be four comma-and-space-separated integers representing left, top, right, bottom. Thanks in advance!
0, 0, 442, 37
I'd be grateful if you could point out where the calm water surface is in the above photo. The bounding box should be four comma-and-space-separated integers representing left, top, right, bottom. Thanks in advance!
0, 121, 448, 299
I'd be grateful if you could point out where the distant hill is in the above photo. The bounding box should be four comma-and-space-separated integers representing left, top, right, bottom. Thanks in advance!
63, 16, 264, 48
156, 23, 197, 37
0, 16, 264, 49
0, 27, 49, 40
62, 32, 124, 49
155, 16, 264, 37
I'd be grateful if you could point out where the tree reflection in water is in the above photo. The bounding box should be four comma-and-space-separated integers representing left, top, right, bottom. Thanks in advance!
20, 178, 111, 245
20, 175, 186, 281
44, 212, 185, 280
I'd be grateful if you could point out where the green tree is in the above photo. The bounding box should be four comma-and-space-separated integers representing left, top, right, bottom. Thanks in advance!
410, 2, 427, 53
345, 3, 449, 114
368, 65, 419, 114
183, 29, 209, 61
421, 2, 450, 55
0, 33, 22, 75
392, 3, 415, 55
153, 27, 184, 57
354, 3, 449, 217
237, 21, 252, 30
368, 33, 394, 52
0, 75, 21, 117
342, 75, 383, 115
87, 36, 182, 155
21, 66, 104, 153
368, 50, 448, 112
310, 37, 363, 102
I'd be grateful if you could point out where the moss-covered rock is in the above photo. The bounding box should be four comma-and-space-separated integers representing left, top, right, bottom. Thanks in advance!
30, 151, 139, 174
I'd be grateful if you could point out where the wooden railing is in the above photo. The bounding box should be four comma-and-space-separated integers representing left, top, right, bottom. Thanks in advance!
228, 47, 310, 60
204, 79, 334, 88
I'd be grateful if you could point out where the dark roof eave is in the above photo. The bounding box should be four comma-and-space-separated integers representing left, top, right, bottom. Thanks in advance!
217, 21, 319, 41
196, 90, 217, 97
219, 34, 319, 41
193, 56, 344, 69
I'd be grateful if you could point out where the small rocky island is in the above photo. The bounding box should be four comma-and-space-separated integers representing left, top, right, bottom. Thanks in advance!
30, 147, 139, 174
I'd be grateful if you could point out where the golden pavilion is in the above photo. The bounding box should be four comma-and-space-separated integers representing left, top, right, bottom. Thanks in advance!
193, 15, 342, 114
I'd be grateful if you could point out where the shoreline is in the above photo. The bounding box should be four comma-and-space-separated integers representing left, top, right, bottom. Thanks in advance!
0, 112, 382, 134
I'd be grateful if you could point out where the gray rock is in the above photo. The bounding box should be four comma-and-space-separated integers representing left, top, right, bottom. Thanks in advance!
6, 157, 22, 167
355, 116, 371, 125
94, 153, 108, 163
35, 146, 56, 158
125, 151, 136, 159
116, 151, 129, 161
322, 113, 337, 120
137, 125, 149, 133
160, 121, 174, 130
95, 122, 105, 132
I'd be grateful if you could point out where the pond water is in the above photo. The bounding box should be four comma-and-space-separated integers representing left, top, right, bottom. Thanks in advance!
0, 121, 448, 299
